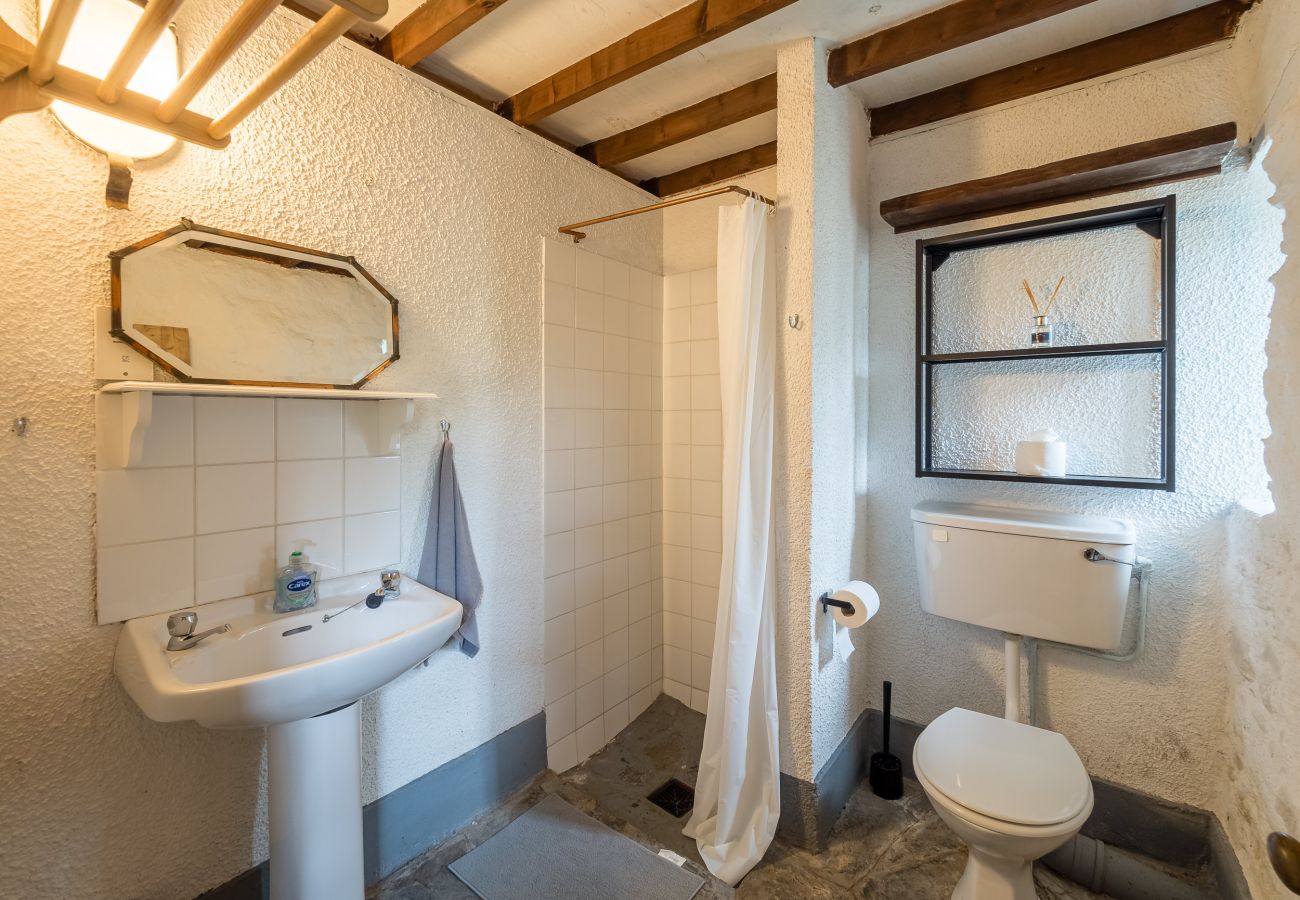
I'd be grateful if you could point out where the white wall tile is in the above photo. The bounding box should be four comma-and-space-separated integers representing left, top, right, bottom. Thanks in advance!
544, 409, 575, 451
544, 652, 575, 705
689, 268, 716, 306
545, 612, 575, 662
545, 571, 575, 620
573, 486, 603, 527
276, 399, 342, 460
544, 530, 574, 578
574, 525, 602, 569
543, 324, 574, 369
574, 409, 603, 449
195, 527, 276, 604
544, 238, 576, 286
576, 675, 603, 725
344, 511, 401, 574
575, 290, 603, 331
574, 563, 603, 608
545, 692, 575, 746
574, 329, 603, 369
604, 627, 629, 672
547, 734, 577, 774
575, 717, 604, 761
575, 250, 603, 293
604, 701, 630, 742
545, 490, 574, 535
690, 690, 709, 714
97, 468, 194, 547
134, 396, 194, 468
277, 459, 344, 523
692, 653, 712, 690
343, 402, 382, 458
195, 397, 273, 465
604, 258, 629, 299
545, 450, 575, 493
545, 366, 574, 409
345, 457, 401, 516
604, 297, 629, 336
97, 537, 194, 623
196, 463, 275, 535
575, 638, 603, 687
663, 678, 691, 705
277, 518, 343, 578
543, 282, 575, 326
574, 370, 603, 409
664, 272, 691, 309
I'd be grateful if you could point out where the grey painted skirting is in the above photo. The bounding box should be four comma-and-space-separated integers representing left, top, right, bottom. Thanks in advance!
196, 711, 547, 900
778, 707, 1249, 892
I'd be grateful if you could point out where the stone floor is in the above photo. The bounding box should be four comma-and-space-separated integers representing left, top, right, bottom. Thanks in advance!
371, 696, 1113, 899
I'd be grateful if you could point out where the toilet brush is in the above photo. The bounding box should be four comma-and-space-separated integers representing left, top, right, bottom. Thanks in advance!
870, 681, 903, 800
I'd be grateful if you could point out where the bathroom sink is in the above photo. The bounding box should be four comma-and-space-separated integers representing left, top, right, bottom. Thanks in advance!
114, 571, 463, 729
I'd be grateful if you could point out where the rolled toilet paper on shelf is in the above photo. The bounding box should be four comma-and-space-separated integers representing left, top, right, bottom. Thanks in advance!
1015, 428, 1068, 477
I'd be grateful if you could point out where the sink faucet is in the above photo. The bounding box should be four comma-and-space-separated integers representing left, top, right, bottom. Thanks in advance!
166, 611, 230, 651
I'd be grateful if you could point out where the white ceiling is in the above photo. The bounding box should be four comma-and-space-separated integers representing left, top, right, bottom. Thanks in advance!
344, 0, 1222, 181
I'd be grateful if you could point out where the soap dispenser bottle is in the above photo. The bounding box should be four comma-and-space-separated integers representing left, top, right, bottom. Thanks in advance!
275, 550, 319, 612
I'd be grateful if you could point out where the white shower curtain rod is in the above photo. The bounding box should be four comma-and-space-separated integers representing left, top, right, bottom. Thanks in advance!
557, 185, 776, 244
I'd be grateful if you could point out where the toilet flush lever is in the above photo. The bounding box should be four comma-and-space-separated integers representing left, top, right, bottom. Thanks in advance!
1084, 548, 1133, 566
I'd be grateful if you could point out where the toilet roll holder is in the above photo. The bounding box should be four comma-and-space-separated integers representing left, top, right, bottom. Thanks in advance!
819, 592, 856, 616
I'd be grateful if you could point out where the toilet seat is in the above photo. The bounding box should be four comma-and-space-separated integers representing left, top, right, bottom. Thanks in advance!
914, 708, 1092, 828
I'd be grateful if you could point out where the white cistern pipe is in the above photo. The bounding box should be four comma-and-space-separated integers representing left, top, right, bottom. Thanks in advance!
1003, 633, 1022, 722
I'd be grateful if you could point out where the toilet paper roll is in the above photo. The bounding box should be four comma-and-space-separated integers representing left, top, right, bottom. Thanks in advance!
1015, 431, 1068, 477
829, 581, 880, 629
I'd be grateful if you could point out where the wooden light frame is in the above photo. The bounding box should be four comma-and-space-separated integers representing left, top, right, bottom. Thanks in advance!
0, 0, 386, 150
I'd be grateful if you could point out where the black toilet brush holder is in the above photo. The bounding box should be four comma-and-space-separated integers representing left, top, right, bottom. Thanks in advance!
870, 680, 903, 800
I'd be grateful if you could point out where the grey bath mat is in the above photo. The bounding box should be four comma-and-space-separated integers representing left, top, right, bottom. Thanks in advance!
448, 794, 704, 900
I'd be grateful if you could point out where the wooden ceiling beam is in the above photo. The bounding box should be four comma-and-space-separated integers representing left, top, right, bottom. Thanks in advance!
871, 1, 1253, 138
379, 0, 509, 69
577, 73, 776, 169
640, 140, 776, 197
502, 0, 797, 127
879, 122, 1237, 232
829, 0, 1105, 88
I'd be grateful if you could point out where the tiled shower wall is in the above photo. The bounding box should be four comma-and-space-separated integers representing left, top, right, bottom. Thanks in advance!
542, 239, 665, 773
661, 268, 722, 714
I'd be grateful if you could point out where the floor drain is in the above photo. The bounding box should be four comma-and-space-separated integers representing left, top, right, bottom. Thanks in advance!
647, 778, 695, 818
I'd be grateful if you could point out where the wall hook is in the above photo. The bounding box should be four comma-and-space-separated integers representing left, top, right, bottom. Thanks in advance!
439, 419, 451, 440
788, 314, 801, 329
11, 417, 28, 437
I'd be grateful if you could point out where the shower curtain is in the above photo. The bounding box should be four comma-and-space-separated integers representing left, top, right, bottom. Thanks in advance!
683, 197, 780, 885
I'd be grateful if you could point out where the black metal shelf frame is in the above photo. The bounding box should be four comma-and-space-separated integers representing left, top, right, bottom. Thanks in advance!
916, 196, 1176, 491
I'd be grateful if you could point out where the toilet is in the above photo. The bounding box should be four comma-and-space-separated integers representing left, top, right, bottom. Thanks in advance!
909, 501, 1137, 900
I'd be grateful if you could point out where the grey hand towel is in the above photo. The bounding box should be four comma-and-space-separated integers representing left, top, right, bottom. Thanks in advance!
416, 436, 483, 657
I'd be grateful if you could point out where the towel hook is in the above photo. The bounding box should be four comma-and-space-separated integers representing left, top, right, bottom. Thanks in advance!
439, 419, 451, 440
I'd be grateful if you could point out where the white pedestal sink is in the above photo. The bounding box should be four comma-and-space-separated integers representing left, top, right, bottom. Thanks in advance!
114, 572, 463, 900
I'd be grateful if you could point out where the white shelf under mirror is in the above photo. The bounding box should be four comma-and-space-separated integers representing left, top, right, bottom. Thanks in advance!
97, 381, 439, 468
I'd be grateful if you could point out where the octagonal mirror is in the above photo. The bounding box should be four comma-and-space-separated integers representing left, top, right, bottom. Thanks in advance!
111, 222, 399, 388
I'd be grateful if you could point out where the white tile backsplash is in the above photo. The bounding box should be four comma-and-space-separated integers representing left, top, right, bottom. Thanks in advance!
277, 459, 344, 524
196, 463, 275, 534
97, 468, 195, 547
344, 456, 401, 515
195, 527, 277, 604
344, 511, 401, 574
543, 238, 663, 771
96, 397, 403, 624
277, 518, 344, 579
97, 537, 195, 622
276, 399, 343, 460
195, 397, 274, 465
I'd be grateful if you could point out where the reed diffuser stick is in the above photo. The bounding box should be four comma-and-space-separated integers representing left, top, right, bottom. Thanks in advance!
1042, 275, 1066, 316
1022, 279, 1040, 314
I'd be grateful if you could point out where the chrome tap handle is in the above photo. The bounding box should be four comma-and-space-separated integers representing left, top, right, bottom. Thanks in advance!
381, 569, 401, 602
167, 611, 197, 637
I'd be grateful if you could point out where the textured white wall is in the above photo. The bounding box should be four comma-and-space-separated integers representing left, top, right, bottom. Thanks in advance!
0, 0, 658, 895
1221, 3, 1300, 896
661, 167, 777, 275
773, 38, 872, 782
863, 45, 1277, 815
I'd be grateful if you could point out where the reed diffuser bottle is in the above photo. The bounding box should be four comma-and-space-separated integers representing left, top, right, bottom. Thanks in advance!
1023, 276, 1064, 348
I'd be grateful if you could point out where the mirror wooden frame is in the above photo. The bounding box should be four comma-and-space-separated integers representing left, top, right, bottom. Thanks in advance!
109, 219, 400, 389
